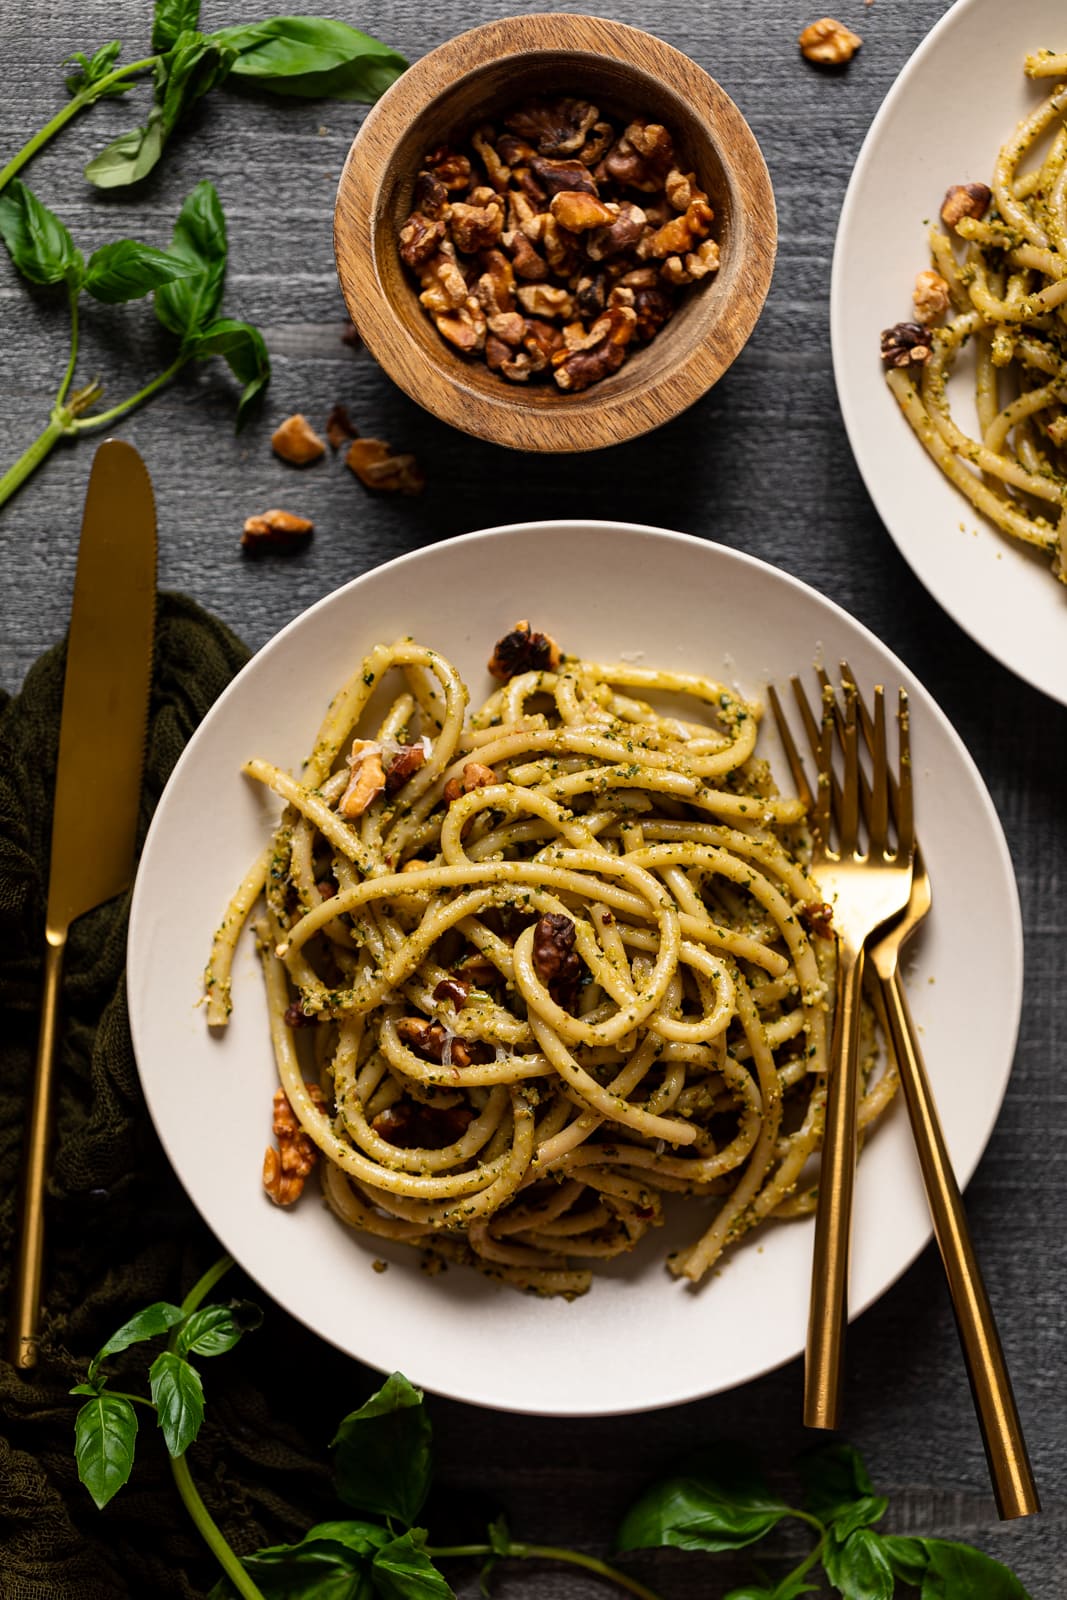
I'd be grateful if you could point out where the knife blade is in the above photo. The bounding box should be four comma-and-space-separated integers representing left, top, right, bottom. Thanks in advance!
10, 438, 157, 1370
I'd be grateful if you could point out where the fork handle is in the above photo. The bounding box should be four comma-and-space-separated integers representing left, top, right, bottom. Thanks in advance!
877, 962, 1039, 1519
805, 940, 865, 1430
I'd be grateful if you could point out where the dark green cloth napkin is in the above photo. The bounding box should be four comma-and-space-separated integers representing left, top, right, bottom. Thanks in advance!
0, 595, 344, 1598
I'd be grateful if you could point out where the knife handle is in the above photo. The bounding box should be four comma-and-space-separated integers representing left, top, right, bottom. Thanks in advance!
10, 931, 66, 1370
878, 964, 1039, 1520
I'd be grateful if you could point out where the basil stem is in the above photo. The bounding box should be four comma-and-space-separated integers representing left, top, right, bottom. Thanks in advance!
426, 1540, 666, 1600
0, 56, 159, 196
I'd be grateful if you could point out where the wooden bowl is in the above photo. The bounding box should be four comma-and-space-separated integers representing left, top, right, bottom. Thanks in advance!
334, 13, 777, 452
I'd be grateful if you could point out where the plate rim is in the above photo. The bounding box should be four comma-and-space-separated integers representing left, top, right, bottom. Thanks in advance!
829, 0, 1067, 708
128, 518, 1024, 1414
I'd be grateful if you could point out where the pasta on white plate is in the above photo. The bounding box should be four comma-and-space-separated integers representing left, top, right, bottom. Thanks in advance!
205, 623, 895, 1297
881, 48, 1067, 584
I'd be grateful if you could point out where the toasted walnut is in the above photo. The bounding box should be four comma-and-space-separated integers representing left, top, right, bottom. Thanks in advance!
553, 304, 637, 391
685, 238, 721, 280
504, 97, 600, 156
913, 268, 951, 324
532, 913, 583, 1010
880, 322, 932, 368
488, 620, 563, 680
574, 271, 607, 317
448, 198, 504, 253
665, 168, 704, 212
424, 143, 472, 191
476, 249, 516, 315
395, 1017, 493, 1071
631, 283, 674, 340
579, 121, 615, 167
659, 254, 692, 287
471, 125, 511, 192
523, 317, 565, 364
263, 1083, 324, 1206
325, 403, 359, 450
586, 200, 647, 262
339, 739, 386, 818
505, 229, 550, 281
241, 509, 313, 555
798, 17, 862, 64
485, 334, 513, 373
345, 438, 425, 495
549, 189, 616, 232
597, 121, 673, 192
283, 1001, 318, 1029
798, 900, 835, 940
271, 414, 326, 466
517, 283, 574, 319
940, 182, 992, 229
372, 1098, 476, 1148
413, 168, 449, 218
434, 300, 487, 353
433, 976, 472, 1009
385, 743, 427, 796
417, 244, 468, 313
645, 197, 715, 259
530, 156, 599, 198
399, 211, 446, 268
443, 760, 499, 805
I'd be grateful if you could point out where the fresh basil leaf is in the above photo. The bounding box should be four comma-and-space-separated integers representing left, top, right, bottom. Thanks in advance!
615, 1448, 792, 1553
186, 317, 270, 427
149, 1350, 205, 1456
83, 240, 196, 303
235, 1527, 383, 1599
69, 1381, 103, 1396
87, 1300, 186, 1379
212, 17, 406, 101
332, 1373, 432, 1527
0, 181, 83, 288
798, 1444, 886, 1535
74, 1393, 138, 1508
881, 1535, 930, 1586
372, 1531, 454, 1600
153, 0, 201, 53
823, 1526, 895, 1600
724, 1581, 818, 1600
917, 1538, 1033, 1600
65, 40, 128, 98
85, 34, 234, 188
176, 1299, 263, 1358
154, 179, 227, 338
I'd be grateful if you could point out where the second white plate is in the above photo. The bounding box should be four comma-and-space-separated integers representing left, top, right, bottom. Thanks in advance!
832, 0, 1067, 707
128, 521, 1022, 1414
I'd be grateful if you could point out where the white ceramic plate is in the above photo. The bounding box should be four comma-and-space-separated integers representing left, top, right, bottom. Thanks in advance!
128, 522, 1022, 1415
832, 0, 1067, 707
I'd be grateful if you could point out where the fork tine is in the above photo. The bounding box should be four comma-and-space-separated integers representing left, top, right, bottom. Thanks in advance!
838, 682, 861, 853
768, 683, 814, 813
867, 687, 890, 852
896, 688, 914, 858
791, 675, 832, 846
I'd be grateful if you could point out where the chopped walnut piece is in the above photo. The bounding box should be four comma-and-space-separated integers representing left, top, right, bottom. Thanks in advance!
241, 509, 314, 555
880, 321, 932, 368
263, 1083, 324, 1206
517, 283, 575, 319
553, 304, 637, 391
325, 403, 358, 450
385, 742, 427, 795
630, 283, 675, 340
488, 620, 563, 680
413, 168, 449, 218
271, 413, 326, 466
339, 739, 386, 818
550, 189, 616, 232
283, 1001, 318, 1029
448, 198, 504, 253
596, 121, 673, 192
504, 97, 600, 157
940, 182, 992, 229
443, 760, 499, 805
645, 197, 715, 259
487, 310, 526, 345
798, 17, 862, 63
345, 438, 425, 495
913, 268, 951, 324
395, 1017, 493, 1070
471, 124, 511, 191
585, 201, 647, 262
476, 249, 517, 315
798, 901, 835, 940
665, 168, 702, 212
417, 244, 468, 313
371, 1097, 476, 1147
532, 912, 583, 1010
530, 156, 599, 198
506, 229, 550, 281
685, 238, 721, 280
433, 975, 472, 1008
424, 143, 472, 190
434, 300, 488, 353
399, 211, 446, 268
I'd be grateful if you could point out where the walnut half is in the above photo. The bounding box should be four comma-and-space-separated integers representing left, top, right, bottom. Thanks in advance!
798, 17, 862, 64
263, 1083, 324, 1206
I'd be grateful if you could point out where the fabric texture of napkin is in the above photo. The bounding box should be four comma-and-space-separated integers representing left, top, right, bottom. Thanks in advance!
0, 595, 349, 1598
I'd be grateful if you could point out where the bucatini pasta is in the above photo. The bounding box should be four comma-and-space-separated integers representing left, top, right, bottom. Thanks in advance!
881, 49, 1067, 584
205, 624, 894, 1296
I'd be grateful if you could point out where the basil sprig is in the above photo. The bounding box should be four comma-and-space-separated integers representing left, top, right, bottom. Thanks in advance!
617, 1440, 1033, 1599
0, 0, 406, 198
0, 178, 269, 510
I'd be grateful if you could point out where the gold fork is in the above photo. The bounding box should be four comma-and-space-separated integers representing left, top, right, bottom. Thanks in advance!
767, 678, 915, 1430
830, 666, 1037, 1520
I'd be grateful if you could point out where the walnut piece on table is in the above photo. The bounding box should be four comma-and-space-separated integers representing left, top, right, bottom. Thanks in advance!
271, 413, 326, 465
345, 438, 425, 495
798, 18, 862, 63
241, 509, 314, 555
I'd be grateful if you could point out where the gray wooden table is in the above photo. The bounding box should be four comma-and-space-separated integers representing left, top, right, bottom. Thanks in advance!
1, 0, 1064, 1595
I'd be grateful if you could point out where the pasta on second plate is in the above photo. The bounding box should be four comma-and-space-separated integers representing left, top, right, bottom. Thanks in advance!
205, 624, 894, 1297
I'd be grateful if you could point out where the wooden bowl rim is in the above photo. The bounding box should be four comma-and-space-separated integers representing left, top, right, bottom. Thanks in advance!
334, 12, 777, 452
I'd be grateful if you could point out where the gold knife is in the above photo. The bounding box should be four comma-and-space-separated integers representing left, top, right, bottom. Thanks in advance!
9, 438, 157, 1370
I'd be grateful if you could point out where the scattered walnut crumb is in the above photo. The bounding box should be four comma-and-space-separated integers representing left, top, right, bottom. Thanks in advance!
271, 413, 326, 465
326, 403, 359, 450
443, 761, 499, 805
263, 1083, 323, 1205
940, 182, 992, 229
341, 322, 360, 348
912, 268, 951, 324
798, 17, 862, 64
345, 437, 425, 495
241, 509, 313, 555
372, 1259, 388, 1273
